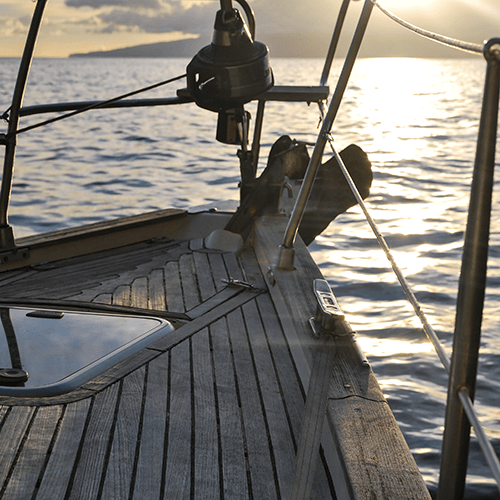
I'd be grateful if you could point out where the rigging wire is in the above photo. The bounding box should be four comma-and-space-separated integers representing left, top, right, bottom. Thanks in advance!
6, 72, 187, 138
314, 0, 494, 371
316, 73, 451, 370
371, 0, 483, 56
323, 126, 451, 373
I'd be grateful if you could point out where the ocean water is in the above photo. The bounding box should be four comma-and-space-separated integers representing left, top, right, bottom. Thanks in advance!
1, 56, 499, 498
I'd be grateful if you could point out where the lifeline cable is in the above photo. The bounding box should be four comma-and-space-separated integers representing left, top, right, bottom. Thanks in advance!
323, 130, 451, 373
371, 0, 483, 56
313, 0, 491, 372
7, 72, 187, 138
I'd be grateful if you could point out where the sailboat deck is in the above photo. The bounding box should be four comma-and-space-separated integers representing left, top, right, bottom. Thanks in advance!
0, 236, 335, 499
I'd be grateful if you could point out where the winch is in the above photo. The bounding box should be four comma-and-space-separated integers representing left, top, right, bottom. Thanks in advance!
187, 0, 273, 144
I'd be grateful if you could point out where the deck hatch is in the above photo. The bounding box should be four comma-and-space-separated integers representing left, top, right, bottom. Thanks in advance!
0, 306, 173, 397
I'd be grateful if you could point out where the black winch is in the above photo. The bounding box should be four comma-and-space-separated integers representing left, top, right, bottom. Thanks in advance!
187, 0, 273, 144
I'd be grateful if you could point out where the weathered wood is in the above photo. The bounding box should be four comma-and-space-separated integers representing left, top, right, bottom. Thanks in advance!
148, 268, 166, 311
67, 383, 120, 500
35, 399, 92, 500
192, 329, 220, 498
0, 406, 8, 425
0, 406, 35, 488
0, 240, 184, 301
0, 270, 37, 287
131, 277, 148, 309
187, 286, 242, 319
207, 253, 228, 292
179, 253, 200, 311
251, 215, 430, 499
60, 241, 188, 303
242, 299, 297, 498
1, 405, 63, 500
113, 284, 131, 307
0, 209, 187, 272
291, 331, 336, 500
163, 340, 192, 498
148, 289, 263, 352
326, 397, 429, 499
238, 247, 267, 289
0, 387, 95, 408
226, 308, 279, 498
252, 216, 322, 367
0, 220, 430, 499
0, 293, 262, 407
193, 251, 216, 301
93, 293, 113, 305
133, 354, 169, 499
82, 348, 159, 394
209, 318, 248, 498
17, 209, 187, 248
1, 211, 234, 273
255, 293, 334, 499
226, 137, 310, 235
101, 367, 146, 500
164, 260, 184, 313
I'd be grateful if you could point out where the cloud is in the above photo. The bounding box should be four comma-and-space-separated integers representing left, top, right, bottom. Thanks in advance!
66, 0, 161, 8
97, 3, 216, 34
62, 0, 500, 49
0, 17, 28, 36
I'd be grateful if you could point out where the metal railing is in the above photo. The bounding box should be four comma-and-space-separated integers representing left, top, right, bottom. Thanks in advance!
276, 0, 500, 497
438, 38, 500, 500
0, 0, 48, 250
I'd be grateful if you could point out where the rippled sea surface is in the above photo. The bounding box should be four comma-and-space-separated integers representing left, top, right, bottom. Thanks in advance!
1, 56, 499, 498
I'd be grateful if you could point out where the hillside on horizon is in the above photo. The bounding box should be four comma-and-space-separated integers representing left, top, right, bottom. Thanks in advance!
70, 32, 476, 59
69, 34, 332, 59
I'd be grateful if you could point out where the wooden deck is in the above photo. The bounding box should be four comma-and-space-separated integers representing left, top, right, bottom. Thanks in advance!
0, 230, 336, 499
0, 211, 431, 499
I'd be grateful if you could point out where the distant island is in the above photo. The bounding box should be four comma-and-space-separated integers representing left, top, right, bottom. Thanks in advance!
70, 38, 205, 59
69, 34, 336, 59
69, 32, 476, 59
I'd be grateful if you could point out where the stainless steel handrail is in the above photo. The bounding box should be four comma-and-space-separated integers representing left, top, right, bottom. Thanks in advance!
18, 97, 193, 118
0, 0, 48, 250
277, 0, 375, 269
319, 0, 351, 87
458, 388, 500, 488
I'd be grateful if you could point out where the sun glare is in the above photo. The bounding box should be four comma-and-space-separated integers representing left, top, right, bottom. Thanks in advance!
349, 58, 448, 163
356, 337, 435, 358
377, 0, 439, 11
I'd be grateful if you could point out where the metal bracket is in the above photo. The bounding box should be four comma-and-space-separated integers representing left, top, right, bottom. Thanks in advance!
312, 278, 344, 331
221, 277, 266, 293
309, 279, 369, 367
0, 247, 30, 266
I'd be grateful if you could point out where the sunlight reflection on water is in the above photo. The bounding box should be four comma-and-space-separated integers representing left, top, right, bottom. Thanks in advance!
1, 56, 499, 497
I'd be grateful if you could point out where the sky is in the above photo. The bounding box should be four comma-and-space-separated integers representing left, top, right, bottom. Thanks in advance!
1, 0, 500, 58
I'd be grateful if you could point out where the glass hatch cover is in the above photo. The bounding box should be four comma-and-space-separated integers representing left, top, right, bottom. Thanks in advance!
0, 306, 174, 397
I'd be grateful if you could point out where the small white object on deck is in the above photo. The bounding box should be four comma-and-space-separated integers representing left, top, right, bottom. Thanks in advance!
205, 229, 244, 254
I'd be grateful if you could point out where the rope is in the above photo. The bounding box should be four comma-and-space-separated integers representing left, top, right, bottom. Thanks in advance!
8, 73, 187, 138
371, 0, 483, 56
